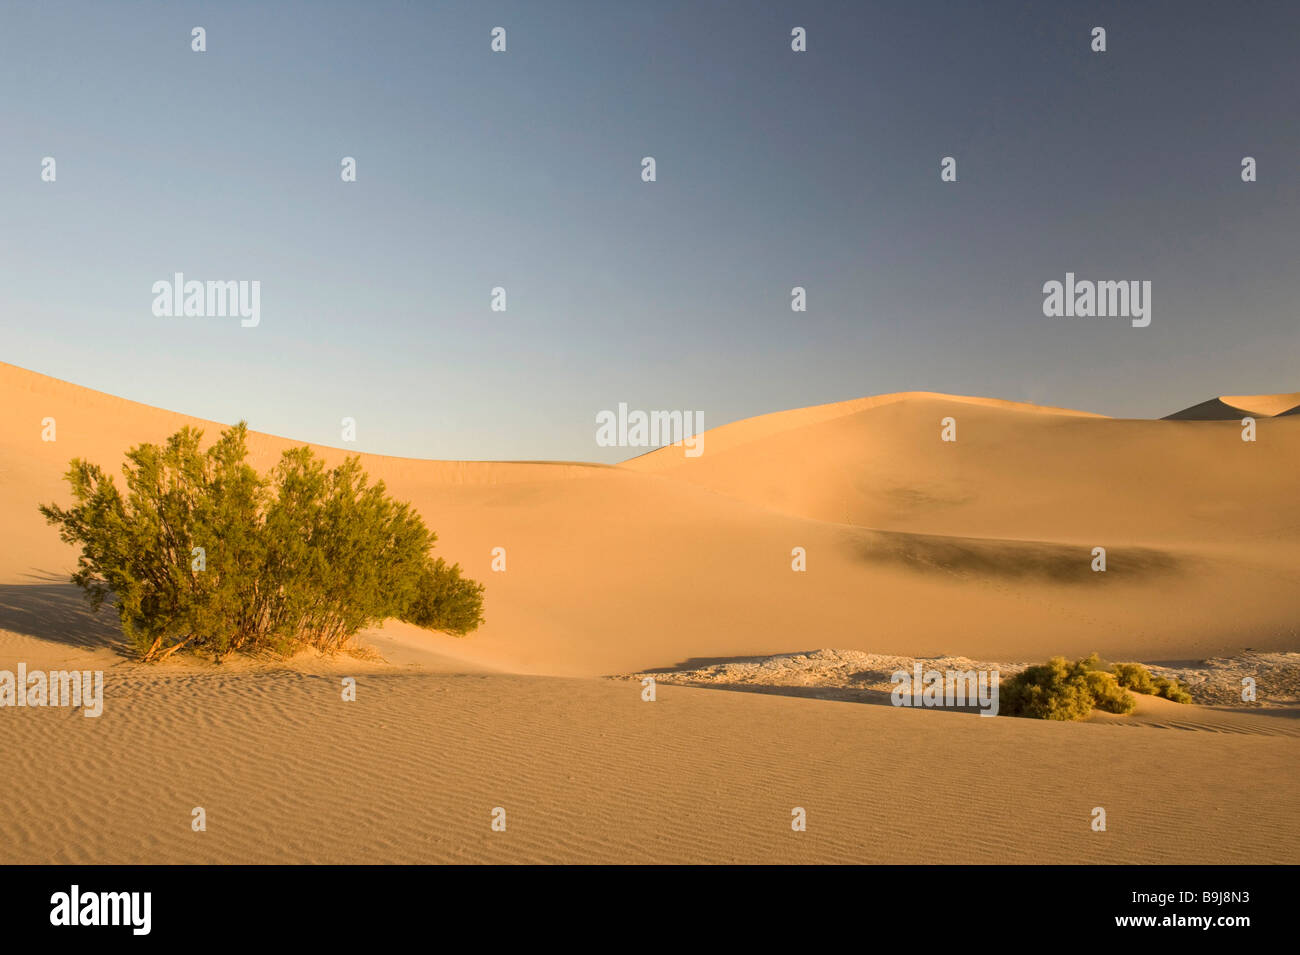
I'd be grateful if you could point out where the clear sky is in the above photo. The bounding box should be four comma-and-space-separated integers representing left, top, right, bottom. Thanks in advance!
2, 1, 1296, 462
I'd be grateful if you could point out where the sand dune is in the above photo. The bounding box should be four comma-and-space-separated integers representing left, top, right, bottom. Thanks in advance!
1165, 392, 1300, 420
1, 361, 1297, 864
627, 392, 1297, 542
3, 361, 1298, 674
1219, 392, 1300, 416
626, 391, 1105, 473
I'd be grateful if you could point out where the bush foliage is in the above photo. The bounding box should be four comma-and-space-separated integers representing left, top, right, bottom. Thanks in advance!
1000, 656, 1108, 720
1001, 653, 1191, 720
1112, 660, 1194, 703
41, 423, 484, 661
1111, 661, 1155, 694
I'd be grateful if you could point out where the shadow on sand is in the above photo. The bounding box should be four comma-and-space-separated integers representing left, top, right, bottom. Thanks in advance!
0, 575, 128, 654
640, 651, 828, 674
855, 530, 1182, 582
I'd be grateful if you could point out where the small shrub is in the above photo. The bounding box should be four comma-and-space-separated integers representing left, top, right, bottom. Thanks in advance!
1084, 669, 1137, 714
1000, 657, 1096, 720
1076, 652, 1105, 672
1152, 675, 1193, 704
41, 423, 484, 660
1001, 653, 1140, 720
400, 558, 485, 636
1112, 661, 1192, 702
1112, 661, 1155, 694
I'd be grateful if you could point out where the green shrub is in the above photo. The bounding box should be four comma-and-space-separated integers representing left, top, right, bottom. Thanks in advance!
41, 423, 484, 660
1001, 654, 1138, 720
1084, 669, 1137, 714
1000, 657, 1097, 720
1002, 653, 1194, 719
1112, 661, 1155, 694
1112, 661, 1192, 702
1152, 675, 1193, 704
400, 558, 485, 636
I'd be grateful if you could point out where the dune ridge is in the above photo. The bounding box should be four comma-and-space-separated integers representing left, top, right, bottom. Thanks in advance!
1164, 392, 1300, 420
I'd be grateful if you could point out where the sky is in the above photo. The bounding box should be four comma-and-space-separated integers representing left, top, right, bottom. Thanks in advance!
2, 0, 1297, 462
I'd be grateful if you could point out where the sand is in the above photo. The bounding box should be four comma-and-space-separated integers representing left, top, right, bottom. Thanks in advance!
1, 361, 1297, 863
1219, 392, 1300, 416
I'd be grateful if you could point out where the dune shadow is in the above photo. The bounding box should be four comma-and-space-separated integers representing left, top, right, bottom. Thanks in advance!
0, 576, 128, 653
640, 651, 827, 674
854, 529, 1181, 583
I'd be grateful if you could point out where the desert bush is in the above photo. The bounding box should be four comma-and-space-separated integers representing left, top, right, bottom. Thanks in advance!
999, 657, 1097, 720
1002, 653, 1195, 719
1083, 669, 1137, 714
41, 423, 484, 660
400, 558, 485, 635
1112, 661, 1192, 702
1111, 661, 1155, 694
1152, 675, 1193, 703
1001, 654, 1137, 720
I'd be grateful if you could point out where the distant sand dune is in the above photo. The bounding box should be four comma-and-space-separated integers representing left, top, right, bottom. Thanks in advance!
1219, 392, 1300, 416
1164, 392, 1300, 420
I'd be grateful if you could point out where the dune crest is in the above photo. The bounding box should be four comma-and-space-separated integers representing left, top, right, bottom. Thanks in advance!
1219, 392, 1300, 416
1165, 392, 1300, 420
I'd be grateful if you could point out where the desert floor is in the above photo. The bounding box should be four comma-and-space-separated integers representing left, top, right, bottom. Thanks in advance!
1, 362, 1297, 863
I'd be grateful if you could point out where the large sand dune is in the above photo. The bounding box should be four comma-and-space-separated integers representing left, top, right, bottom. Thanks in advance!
4, 363, 1298, 675
1, 362, 1297, 864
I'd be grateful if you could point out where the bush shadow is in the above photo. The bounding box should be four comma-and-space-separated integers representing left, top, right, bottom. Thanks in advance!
0, 576, 128, 654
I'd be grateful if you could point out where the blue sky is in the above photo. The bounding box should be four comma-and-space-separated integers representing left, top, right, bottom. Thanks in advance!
2, 1, 1296, 461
